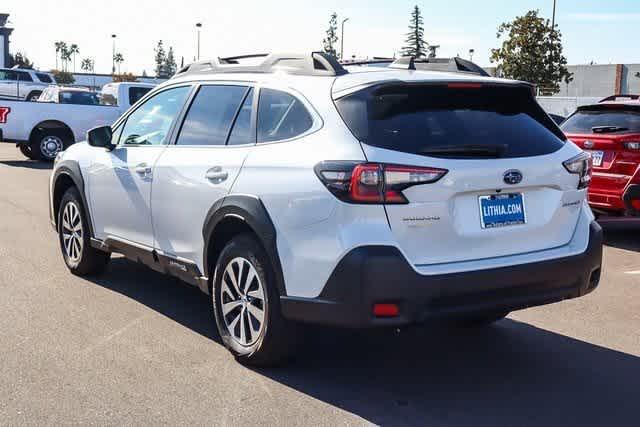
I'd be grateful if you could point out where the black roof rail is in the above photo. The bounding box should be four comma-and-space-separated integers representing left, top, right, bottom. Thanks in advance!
174, 52, 348, 78
599, 94, 640, 103
389, 56, 490, 77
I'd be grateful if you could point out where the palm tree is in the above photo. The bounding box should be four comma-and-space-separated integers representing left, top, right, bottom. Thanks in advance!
81, 58, 96, 88
113, 53, 124, 74
61, 46, 72, 72
54, 41, 66, 70
68, 44, 80, 72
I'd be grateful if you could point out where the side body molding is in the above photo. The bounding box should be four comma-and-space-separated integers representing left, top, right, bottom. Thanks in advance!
202, 195, 287, 296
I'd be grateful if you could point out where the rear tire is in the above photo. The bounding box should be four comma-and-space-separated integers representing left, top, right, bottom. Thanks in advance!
27, 91, 42, 102
58, 187, 110, 276
30, 129, 69, 161
212, 234, 297, 367
19, 144, 37, 160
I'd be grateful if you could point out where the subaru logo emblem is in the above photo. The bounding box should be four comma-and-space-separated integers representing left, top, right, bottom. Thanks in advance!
503, 170, 523, 185
584, 140, 594, 149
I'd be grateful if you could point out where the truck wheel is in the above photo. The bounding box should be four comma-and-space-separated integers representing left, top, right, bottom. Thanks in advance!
58, 187, 110, 276
27, 91, 42, 102
30, 130, 67, 161
19, 144, 37, 160
212, 234, 297, 367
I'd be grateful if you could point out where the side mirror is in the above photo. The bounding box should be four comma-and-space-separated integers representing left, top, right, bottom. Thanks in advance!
87, 125, 114, 150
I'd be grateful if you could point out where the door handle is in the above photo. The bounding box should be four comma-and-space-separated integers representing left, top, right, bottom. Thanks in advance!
205, 166, 228, 182
134, 163, 152, 176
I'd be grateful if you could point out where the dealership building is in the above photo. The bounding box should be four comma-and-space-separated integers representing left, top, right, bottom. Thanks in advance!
0, 13, 12, 69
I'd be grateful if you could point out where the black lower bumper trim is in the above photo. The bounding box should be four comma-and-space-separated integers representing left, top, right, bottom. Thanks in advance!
281, 221, 603, 328
622, 184, 640, 216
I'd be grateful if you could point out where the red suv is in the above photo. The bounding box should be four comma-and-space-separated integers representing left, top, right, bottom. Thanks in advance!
561, 95, 640, 216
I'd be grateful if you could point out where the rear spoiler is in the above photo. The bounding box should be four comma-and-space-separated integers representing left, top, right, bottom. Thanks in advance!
599, 94, 639, 103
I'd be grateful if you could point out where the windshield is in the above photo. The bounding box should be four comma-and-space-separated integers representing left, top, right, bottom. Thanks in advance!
561, 107, 640, 134
59, 91, 100, 105
335, 83, 565, 159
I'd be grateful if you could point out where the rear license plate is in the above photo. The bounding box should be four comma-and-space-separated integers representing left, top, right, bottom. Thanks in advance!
588, 150, 604, 167
479, 193, 526, 229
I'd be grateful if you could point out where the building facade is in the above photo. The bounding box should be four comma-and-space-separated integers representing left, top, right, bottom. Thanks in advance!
0, 13, 12, 69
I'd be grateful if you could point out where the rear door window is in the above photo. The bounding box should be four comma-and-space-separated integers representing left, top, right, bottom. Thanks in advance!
176, 85, 248, 146
17, 72, 33, 82
335, 84, 566, 159
257, 88, 313, 143
561, 107, 640, 134
36, 73, 53, 83
228, 88, 255, 146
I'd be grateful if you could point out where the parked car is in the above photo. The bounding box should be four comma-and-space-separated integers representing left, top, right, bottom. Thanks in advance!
0, 82, 154, 160
49, 52, 602, 366
38, 86, 100, 105
561, 94, 640, 216
0, 67, 55, 101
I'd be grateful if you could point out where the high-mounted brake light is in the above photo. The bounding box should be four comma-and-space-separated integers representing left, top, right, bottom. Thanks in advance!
447, 83, 483, 89
563, 152, 592, 189
0, 107, 10, 124
315, 161, 448, 204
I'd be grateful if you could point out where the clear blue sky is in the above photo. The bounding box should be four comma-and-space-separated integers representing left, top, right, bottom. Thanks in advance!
5, 0, 640, 74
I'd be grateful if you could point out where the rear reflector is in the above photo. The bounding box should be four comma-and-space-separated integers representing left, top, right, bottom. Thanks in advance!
373, 303, 399, 318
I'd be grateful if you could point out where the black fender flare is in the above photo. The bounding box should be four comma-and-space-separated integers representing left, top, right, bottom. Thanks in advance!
51, 160, 95, 238
202, 195, 287, 296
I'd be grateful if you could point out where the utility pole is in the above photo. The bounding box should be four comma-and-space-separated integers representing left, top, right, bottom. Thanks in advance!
340, 18, 349, 61
196, 23, 202, 60
469, 49, 475, 62
111, 34, 116, 74
551, 0, 557, 29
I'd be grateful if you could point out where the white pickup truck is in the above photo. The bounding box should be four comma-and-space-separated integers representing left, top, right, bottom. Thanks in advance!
0, 82, 155, 160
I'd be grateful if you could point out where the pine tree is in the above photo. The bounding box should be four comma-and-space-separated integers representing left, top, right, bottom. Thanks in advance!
322, 12, 339, 58
154, 40, 167, 78
402, 5, 427, 58
164, 47, 177, 77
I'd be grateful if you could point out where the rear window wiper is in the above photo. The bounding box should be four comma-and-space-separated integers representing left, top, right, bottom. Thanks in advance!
592, 126, 629, 133
420, 144, 507, 158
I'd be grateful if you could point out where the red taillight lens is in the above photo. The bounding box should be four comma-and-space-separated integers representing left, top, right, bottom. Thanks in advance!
315, 161, 448, 204
563, 152, 592, 189
373, 303, 399, 318
0, 106, 10, 124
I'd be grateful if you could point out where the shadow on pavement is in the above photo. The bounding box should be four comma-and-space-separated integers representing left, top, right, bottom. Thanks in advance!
0, 159, 53, 170
88, 257, 639, 426
600, 219, 640, 252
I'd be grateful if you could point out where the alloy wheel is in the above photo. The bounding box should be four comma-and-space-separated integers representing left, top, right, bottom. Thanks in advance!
221, 257, 266, 346
40, 135, 63, 159
61, 202, 83, 263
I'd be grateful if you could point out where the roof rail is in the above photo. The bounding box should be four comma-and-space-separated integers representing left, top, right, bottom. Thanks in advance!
389, 56, 490, 77
599, 94, 640, 103
174, 52, 348, 78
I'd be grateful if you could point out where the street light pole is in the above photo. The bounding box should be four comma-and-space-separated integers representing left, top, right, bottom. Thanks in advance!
340, 18, 349, 60
551, 0, 557, 29
111, 34, 116, 74
196, 23, 202, 60
469, 49, 475, 61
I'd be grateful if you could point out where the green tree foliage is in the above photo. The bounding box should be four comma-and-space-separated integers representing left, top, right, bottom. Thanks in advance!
165, 47, 177, 76
80, 58, 94, 73
154, 40, 167, 78
8, 52, 34, 69
68, 44, 80, 72
490, 10, 572, 95
322, 12, 338, 58
112, 72, 138, 82
402, 5, 427, 57
51, 69, 75, 84
113, 53, 124, 74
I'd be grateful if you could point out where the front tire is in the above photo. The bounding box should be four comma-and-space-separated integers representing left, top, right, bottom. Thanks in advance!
31, 130, 68, 161
58, 187, 110, 276
212, 234, 296, 366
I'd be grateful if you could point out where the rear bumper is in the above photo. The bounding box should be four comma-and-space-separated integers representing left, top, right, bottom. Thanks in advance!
590, 184, 640, 216
281, 221, 603, 328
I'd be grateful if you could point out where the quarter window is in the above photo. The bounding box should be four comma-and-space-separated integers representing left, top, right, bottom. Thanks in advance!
120, 86, 190, 146
176, 85, 247, 146
257, 88, 313, 143
36, 73, 53, 83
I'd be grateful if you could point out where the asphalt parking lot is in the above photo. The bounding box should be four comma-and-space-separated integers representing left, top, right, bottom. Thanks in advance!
0, 143, 639, 426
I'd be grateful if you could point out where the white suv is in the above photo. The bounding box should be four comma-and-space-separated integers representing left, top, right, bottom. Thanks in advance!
0, 67, 55, 101
49, 53, 602, 366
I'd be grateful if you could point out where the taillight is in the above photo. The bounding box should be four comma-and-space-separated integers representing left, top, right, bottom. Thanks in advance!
0, 106, 10, 124
563, 152, 592, 189
623, 142, 640, 150
315, 161, 448, 204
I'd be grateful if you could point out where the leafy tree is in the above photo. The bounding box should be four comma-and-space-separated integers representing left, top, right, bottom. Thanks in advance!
322, 12, 338, 58
113, 72, 138, 82
80, 58, 94, 73
68, 44, 80, 72
113, 53, 124, 74
490, 10, 572, 95
51, 69, 75, 84
164, 46, 177, 76
402, 5, 427, 58
8, 52, 34, 69
154, 40, 167, 78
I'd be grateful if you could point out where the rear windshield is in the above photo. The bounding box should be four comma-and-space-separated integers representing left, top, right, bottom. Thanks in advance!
561, 107, 640, 134
59, 91, 100, 105
335, 84, 565, 159
36, 73, 53, 83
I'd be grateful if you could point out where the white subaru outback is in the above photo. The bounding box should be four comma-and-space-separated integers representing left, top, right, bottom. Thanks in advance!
49, 52, 602, 366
